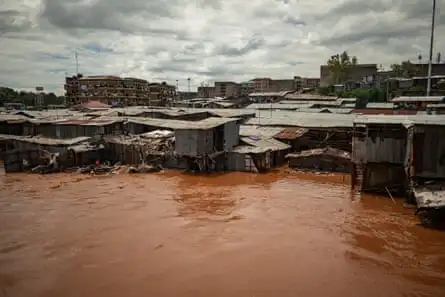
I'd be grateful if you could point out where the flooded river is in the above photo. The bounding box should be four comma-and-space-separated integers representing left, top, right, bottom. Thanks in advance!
1, 170, 445, 297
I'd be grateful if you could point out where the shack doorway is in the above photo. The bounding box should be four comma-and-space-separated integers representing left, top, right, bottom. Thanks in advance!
362, 163, 407, 195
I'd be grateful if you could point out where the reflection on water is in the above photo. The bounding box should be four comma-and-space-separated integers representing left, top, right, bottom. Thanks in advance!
0, 170, 445, 297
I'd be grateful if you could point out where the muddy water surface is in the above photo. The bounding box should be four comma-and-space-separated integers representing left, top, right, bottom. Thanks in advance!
1, 170, 445, 297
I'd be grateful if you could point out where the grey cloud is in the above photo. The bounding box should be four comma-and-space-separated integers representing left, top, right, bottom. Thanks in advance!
41, 0, 184, 36
319, 23, 431, 47
317, 0, 445, 49
0, 9, 33, 34
283, 16, 306, 26
215, 35, 265, 57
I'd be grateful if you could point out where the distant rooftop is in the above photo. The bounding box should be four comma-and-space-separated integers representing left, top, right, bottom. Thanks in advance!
391, 96, 445, 103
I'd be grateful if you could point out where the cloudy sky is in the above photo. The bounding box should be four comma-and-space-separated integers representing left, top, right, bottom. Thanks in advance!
0, 0, 444, 94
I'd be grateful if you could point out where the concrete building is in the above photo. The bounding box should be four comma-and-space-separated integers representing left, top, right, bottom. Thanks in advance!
294, 76, 321, 90
214, 81, 240, 98
240, 81, 255, 96
251, 78, 272, 92
64, 75, 151, 106
148, 82, 176, 106
269, 79, 295, 92
320, 64, 378, 87
197, 86, 216, 98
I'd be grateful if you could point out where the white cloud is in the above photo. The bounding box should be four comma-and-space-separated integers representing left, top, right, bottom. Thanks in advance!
0, 0, 444, 94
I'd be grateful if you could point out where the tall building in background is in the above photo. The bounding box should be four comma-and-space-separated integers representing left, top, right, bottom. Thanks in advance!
251, 78, 272, 92
294, 76, 320, 89
64, 75, 175, 106
147, 82, 177, 106
197, 86, 216, 98
239, 81, 255, 96
214, 81, 240, 97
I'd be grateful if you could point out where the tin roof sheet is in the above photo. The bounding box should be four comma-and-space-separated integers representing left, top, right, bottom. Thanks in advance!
129, 117, 239, 130
0, 134, 91, 146
273, 127, 308, 140
391, 96, 445, 103
283, 94, 338, 101
240, 136, 290, 150
239, 125, 285, 138
286, 147, 351, 159
366, 103, 395, 109
245, 112, 356, 128
353, 115, 445, 126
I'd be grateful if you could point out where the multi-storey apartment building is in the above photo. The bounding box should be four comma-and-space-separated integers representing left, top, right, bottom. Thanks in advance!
251, 77, 272, 92
214, 81, 240, 97
239, 81, 255, 96
64, 75, 176, 106
197, 86, 216, 98
148, 82, 177, 105
251, 77, 296, 92
294, 76, 321, 90
64, 75, 151, 106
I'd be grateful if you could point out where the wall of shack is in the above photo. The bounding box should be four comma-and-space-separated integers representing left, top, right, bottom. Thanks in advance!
224, 121, 239, 151
411, 125, 445, 179
175, 129, 214, 156
352, 124, 407, 165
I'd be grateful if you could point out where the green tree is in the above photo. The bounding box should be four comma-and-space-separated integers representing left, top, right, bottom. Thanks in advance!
390, 60, 416, 77
327, 51, 358, 84
0, 87, 65, 107
338, 88, 386, 103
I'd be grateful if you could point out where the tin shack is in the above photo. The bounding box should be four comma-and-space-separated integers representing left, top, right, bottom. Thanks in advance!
351, 115, 410, 195
174, 117, 240, 172
405, 117, 445, 226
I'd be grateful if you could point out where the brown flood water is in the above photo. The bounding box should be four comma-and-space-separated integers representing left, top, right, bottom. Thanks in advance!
1, 169, 445, 297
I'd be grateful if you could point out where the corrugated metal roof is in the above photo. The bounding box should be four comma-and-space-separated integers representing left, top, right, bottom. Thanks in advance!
427, 103, 445, 108
413, 185, 445, 209
337, 98, 357, 104
0, 114, 28, 122
391, 96, 445, 103
295, 108, 330, 113
245, 103, 299, 110
328, 108, 354, 114
273, 127, 308, 140
236, 136, 291, 152
205, 109, 256, 118
279, 100, 340, 106
13, 109, 82, 119
343, 103, 356, 108
366, 103, 394, 109
249, 91, 290, 97
353, 115, 445, 126
0, 134, 91, 146
245, 112, 356, 128
239, 125, 284, 138
129, 117, 239, 130
283, 94, 338, 101
286, 147, 351, 159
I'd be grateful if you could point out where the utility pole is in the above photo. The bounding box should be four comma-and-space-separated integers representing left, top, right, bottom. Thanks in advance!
427, 0, 436, 97
75, 51, 79, 75
176, 80, 179, 101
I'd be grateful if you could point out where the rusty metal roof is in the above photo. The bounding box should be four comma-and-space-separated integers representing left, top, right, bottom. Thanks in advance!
286, 147, 351, 159
273, 127, 308, 140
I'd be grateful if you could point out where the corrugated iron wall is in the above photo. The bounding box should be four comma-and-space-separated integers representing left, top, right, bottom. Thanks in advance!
224, 121, 239, 151
413, 125, 445, 178
352, 125, 406, 165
